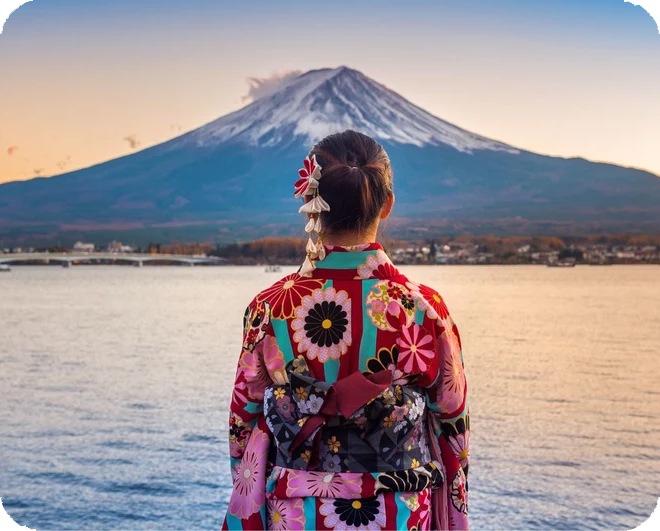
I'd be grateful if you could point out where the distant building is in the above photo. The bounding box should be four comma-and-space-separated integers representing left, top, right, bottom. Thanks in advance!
107, 241, 134, 253
638, 246, 659, 262
477, 253, 495, 264
73, 242, 95, 252
434, 252, 454, 265
530, 251, 559, 264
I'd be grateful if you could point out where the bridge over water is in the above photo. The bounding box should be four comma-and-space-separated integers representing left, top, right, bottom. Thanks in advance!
0, 252, 227, 266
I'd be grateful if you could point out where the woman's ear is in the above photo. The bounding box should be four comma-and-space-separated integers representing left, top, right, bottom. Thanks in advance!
380, 193, 395, 220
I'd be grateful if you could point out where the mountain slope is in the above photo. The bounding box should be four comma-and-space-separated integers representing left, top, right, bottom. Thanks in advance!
0, 66, 658, 244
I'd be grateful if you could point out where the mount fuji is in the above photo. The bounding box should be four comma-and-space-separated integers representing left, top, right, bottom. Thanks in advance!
1, 66, 659, 244
187, 66, 518, 153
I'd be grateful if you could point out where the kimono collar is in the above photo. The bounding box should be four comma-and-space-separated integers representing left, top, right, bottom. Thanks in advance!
306, 242, 401, 280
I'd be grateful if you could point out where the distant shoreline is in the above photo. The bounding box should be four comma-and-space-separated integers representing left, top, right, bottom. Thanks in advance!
2, 234, 659, 267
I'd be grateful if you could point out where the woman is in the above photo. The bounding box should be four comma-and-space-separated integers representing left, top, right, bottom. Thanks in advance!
223, 130, 470, 531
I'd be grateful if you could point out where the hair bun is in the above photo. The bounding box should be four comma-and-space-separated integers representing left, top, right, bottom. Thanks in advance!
310, 130, 393, 236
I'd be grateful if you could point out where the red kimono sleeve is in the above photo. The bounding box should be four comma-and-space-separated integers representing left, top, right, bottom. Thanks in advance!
426, 312, 470, 531
223, 299, 274, 530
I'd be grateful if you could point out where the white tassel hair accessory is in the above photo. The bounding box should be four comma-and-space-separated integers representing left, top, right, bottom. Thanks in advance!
293, 154, 329, 277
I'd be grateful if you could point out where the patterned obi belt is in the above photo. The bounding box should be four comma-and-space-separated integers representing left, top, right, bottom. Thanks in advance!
264, 357, 432, 474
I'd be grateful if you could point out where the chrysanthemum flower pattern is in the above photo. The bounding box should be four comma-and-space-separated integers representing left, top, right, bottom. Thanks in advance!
257, 274, 325, 320
396, 323, 436, 374
267, 498, 306, 530
319, 495, 387, 530
227, 427, 269, 519
406, 281, 450, 320
448, 431, 470, 469
292, 287, 352, 362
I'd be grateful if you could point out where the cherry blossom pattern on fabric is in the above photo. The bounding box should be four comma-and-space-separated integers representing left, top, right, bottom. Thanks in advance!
448, 431, 470, 470
267, 498, 306, 530
450, 469, 468, 515
406, 282, 450, 321
396, 323, 436, 374
227, 427, 270, 519
366, 281, 416, 332
319, 494, 387, 531
276, 394, 295, 421
228, 412, 251, 459
355, 250, 399, 280
257, 273, 325, 320
242, 301, 271, 352
399, 491, 421, 512
286, 470, 363, 498
261, 334, 288, 385
291, 287, 352, 362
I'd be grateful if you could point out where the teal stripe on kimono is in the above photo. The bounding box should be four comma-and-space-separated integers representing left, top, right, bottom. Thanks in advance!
359, 279, 379, 371
315, 250, 378, 270
322, 279, 341, 383
395, 493, 410, 530
414, 307, 426, 325
224, 513, 242, 530
271, 319, 295, 364
229, 457, 238, 475
324, 358, 340, 384
303, 497, 317, 529
244, 400, 262, 414
265, 470, 277, 493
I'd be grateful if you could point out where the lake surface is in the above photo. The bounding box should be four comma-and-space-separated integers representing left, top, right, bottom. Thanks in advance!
1, 265, 659, 530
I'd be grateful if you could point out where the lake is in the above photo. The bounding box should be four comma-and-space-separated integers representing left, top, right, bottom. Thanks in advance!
1, 265, 659, 530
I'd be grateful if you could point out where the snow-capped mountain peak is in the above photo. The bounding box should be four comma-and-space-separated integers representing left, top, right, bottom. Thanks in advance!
189, 66, 519, 154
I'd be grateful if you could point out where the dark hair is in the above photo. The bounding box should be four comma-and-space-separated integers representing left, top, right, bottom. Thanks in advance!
309, 130, 393, 236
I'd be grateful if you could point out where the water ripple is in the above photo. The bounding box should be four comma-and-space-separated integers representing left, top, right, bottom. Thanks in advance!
2, 265, 659, 530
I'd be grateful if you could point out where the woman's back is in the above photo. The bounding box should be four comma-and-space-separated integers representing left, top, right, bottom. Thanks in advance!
223, 131, 470, 530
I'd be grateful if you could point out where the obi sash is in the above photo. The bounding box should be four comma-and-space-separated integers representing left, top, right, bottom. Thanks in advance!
263, 356, 432, 474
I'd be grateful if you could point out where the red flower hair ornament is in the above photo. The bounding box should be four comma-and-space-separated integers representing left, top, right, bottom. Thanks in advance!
294, 154, 330, 277
294, 154, 322, 198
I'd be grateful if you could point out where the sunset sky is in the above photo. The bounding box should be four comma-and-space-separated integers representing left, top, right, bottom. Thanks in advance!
1, 0, 658, 184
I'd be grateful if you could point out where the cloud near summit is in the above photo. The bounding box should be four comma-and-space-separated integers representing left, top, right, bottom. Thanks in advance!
242, 70, 302, 102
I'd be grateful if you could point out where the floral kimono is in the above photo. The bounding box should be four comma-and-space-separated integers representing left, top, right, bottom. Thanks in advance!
223, 243, 470, 530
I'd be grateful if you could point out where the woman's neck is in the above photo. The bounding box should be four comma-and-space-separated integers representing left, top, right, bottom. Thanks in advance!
322, 228, 378, 247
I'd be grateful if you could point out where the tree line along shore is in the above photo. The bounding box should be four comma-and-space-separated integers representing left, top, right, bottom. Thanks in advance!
209, 235, 659, 265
